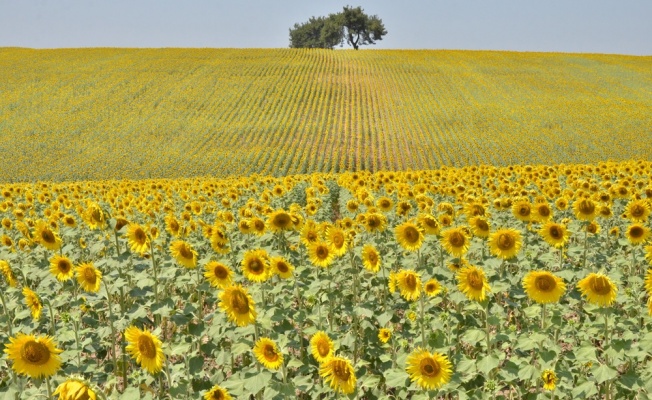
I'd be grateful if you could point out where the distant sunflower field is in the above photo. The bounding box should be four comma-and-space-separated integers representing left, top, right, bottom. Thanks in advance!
1, 48, 652, 181
1, 159, 652, 399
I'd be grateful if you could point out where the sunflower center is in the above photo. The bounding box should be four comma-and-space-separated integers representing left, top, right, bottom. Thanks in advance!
476, 220, 489, 231
426, 283, 437, 292
419, 357, 441, 377
273, 213, 291, 228
538, 206, 551, 217
587, 223, 598, 234
231, 291, 250, 314
367, 252, 378, 264
424, 218, 438, 229
518, 205, 531, 216
591, 276, 612, 295
497, 233, 514, 250
263, 344, 279, 361
578, 200, 595, 215
214, 266, 228, 279
404, 227, 420, 243
317, 340, 330, 357
449, 232, 465, 247
209, 390, 224, 400
306, 231, 318, 242
21, 340, 50, 365
83, 267, 97, 284
332, 360, 351, 381
332, 233, 344, 248
535, 275, 556, 292
467, 271, 484, 290
380, 199, 391, 208
178, 244, 193, 260
91, 209, 102, 223
405, 274, 417, 290
316, 245, 329, 259
41, 229, 55, 244
276, 261, 289, 273
170, 220, 179, 231
134, 228, 147, 243
629, 226, 644, 238
137, 335, 157, 359
549, 226, 562, 239
367, 218, 379, 228
254, 220, 265, 231
631, 205, 645, 217
58, 260, 71, 273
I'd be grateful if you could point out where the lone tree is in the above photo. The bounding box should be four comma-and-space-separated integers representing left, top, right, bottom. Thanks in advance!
289, 6, 387, 50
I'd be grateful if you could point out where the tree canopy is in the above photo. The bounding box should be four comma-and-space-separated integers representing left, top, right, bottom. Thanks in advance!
289, 6, 387, 50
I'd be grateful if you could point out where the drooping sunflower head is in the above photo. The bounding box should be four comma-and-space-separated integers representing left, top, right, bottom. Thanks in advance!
4, 333, 63, 378
541, 369, 557, 391
270, 256, 294, 279
53, 377, 97, 400
204, 261, 233, 289
418, 214, 440, 235
0, 260, 18, 287
395, 221, 425, 252
124, 326, 165, 375
361, 244, 381, 273
127, 224, 150, 255
219, 285, 257, 326
170, 240, 198, 269
468, 216, 491, 238
309, 241, 335, 268
577, 273, 617, 306
22, 286, 42, 320
539, 222, 569, 248
319, 356, 356, 394
310, 331, 334, 363
522, 271, 566, 304
49, 255, 74, 282
424, 278, 442, 297
242, 249, 271, 282
253, 337, 283, 370
378, 328, 392, 344
203, 385, 233, 400
573, 198, 598, 221
457, 265, 490, 302
489, 228, 522, 260
405, 348, 453, 390
75, 263, 102, 293
396, 269, 422, 301
33, 220, 61, 251
625, 223, 651, 245
441, 227, 471, 258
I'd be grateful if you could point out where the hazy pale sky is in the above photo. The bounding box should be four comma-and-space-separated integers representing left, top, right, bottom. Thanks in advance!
1, 0, 650, 55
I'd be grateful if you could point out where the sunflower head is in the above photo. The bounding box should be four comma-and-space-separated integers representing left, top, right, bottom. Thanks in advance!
573, 198, 597, 221
364, 213, 387, 233
203, 385, 233, 400
125, 326, 165, 375
395, 222, 425, 252
242, 249, 271, 282
309, 241, 335, 268
310, 331, 334, 363
378, 328, 392, 344
457, 265, 490, 302
396, 269, 422, 301
541, 369, 557, 391
53, 377, 97, 400
361, 244, 381, 273
127, 224, 150, 255
76, 263, 102, 293
424, 278, 442, 297
253, 337, 283, 370
22, 286, 42, 320
469, 216, 490, 238
577, 273, 617, 306
170, 240, 198, 269
204, 261, 233, 289
522, 271, 566, 304
539, 222, 569, 248
0, 260, 19, 287
270, 256, 294, 279
33, 221, 61, 251
327, 226, 348, 256
489, 228, 522, 260
441, 227, 471, 258
49, 255, 74, 282
219, 285, 257, 326
626, 223, 651, 245
319, 356, 356, 394
625, 199, 651, 222
512, 200, 532, 222
267, 210, 293, 232
4, 333, 63, 378
418, 214, 440, 235
405, 348, 453, 390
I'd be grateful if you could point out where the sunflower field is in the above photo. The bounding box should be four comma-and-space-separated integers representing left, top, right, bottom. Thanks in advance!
1, 159, 652, 399
1, 48, 652, 182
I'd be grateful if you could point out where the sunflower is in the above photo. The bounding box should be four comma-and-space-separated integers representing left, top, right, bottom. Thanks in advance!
364, 212, 387, 233
488, 228, 522, 260
396, 269, 422, 301
395, 221, 425, 252
319, 356, 356, 394
440, 227, 471, 258
49, 255, 74, 281
267, 209, 293, 233
541, 369, 557, 391
219, 285, 257, 326
539, 222, 569, 248
522, 271, 566, 304
405, 348, 453, 390
423, 278, 442, 297
1, 234, 13, 248
84, 204, 106, 230
204, 261, 233, 288
308, 241, 335, 268
586, 221, 601, 235
22, 286, 42, 320
310, 331, 334, 363
300, 221, 321, 247
76, 262, 102, 293
170, 240, 198, 269
125, 326, 165, 375
203, 385, 233, 400
242, 249, 271, 282
457, 265, 490, 302
624, 199, 651, 222
468, 216, 490, 238
126, 224, 150, 255
327, 226, 348, 256
361, 244, 381, 273
0, 260, 18, 287
577, 273, 617, 306
165, 214, 182, 237
377, 196, 394, 212
4, 333, 62, 378
253, 337, 283, 370
532, 202, 553, 223
33, 220, 61, 251
270, 256, 294, 279
512, 200, 532, 222
625, 223, 650, 245
250, 217, 266, 236
114, 217, 129, 232
388, 271, 397, 293
418, 214, 440, 235
646, 246, 652, 267
573, 198, 598, 221
53, 377, 97, 400
378, 328, 392, 344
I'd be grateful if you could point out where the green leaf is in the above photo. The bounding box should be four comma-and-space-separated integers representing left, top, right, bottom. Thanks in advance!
359, 374, 381, 388
574, 346, 598, 363
593, 364, 618, 384
461, 329, 486, 345
476, 355, 500, 375
517, 364, 538, 382
120, 387, 141, 400
245, 370, 272, 395
189, 356, 204, 374
572, 381, 598, 398
383, 368, 409, 388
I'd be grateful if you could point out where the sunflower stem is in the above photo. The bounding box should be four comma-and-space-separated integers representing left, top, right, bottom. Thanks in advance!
292, 276, 306, 359
485, 301, 491, 351
540, 304, 546, 330
559, 247, 564, 270
72, 319, 81, 369
113, 230, 121, 257
0, 289, 13, 337
420, 293, 427, 347
45, 376, 52, 399
603, 310, 612, 400
103, 282, 120, 386
46, 301, 56, 336
582, 228, 588, 270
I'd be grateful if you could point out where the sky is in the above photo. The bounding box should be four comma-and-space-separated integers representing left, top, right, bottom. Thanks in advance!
1, 0, 651, 55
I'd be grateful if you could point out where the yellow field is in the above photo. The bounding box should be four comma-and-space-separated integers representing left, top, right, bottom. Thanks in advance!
1, 48, 651, 182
